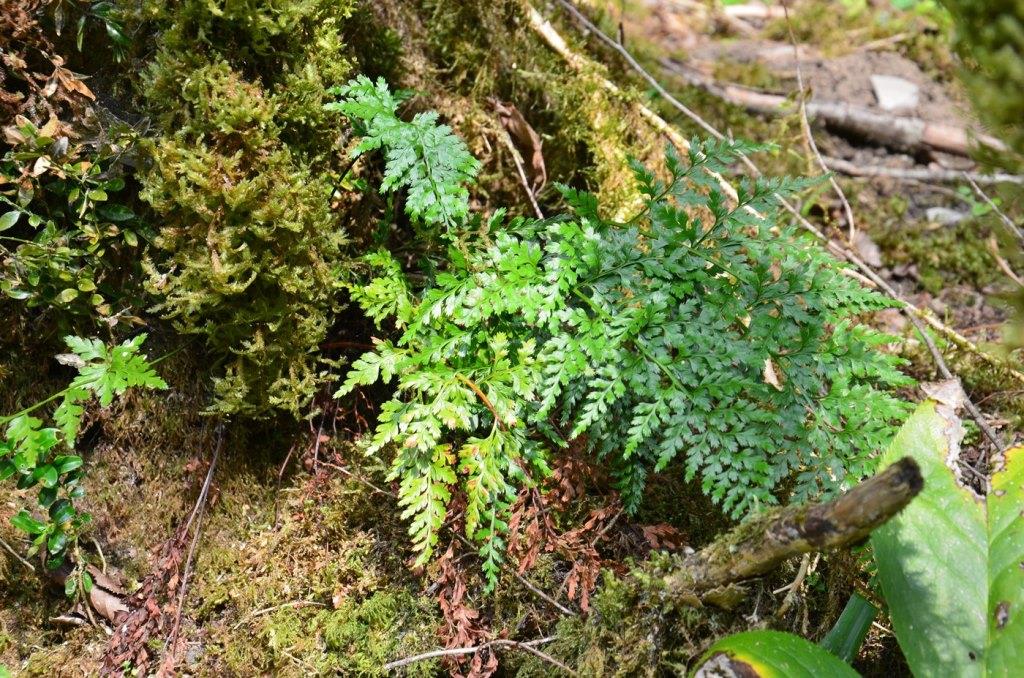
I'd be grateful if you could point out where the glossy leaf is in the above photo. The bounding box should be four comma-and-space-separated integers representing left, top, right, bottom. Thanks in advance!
11, 510, 47, 535
0, 210, 20, 232
693, 630, 859, 678
872, 391, 1024, 677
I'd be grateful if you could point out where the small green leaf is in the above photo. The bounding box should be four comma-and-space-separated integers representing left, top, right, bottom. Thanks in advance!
0, 210, 20, 232
65, 575, 77, 597
82, 571, 94, 593
47, 529, 68, 554
0, 460, 15, 481
11, 510, 47, 535
54, 455, 83, 474
694, 630, 859, 677
49, 499, 75, 525
77, 279, 97, 292
33, 464, 59, 488
38, 485, 58, 508
87, 189, 108, 201
57, 288, 79, 303
99, 203, 134, 221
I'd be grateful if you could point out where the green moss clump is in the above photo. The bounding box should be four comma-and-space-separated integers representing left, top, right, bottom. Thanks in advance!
873, 217, 999, 294
138, 0, 357, 417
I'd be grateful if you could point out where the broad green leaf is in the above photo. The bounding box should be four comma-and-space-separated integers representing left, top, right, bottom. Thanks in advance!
32, 464, 58, 488
0, 210, 20, 232
11, 510, 47, 535
49, 499, 75, 525
692, 630, 859, 677
82, 571, 93, 593
872, 386, 1024, 677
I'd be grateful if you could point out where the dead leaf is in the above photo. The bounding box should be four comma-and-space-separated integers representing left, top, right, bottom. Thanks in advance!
852, 231, 883, 268
763, 357, 784, 391
53, 66, 95, 101
31, 155, 52, 177
492, 99, 546, 193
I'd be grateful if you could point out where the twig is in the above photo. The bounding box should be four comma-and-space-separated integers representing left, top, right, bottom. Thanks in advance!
319, 459, 576, 616
659, 58, 1007, 158
231, 600, 326, 630
273, 443, 297, 529
382, 636, 573, 674
158, 424, 224, 677
781, 0, 857, 242
498, 129, 545, 219
553, 0, 721, 142
821, 156, 1024, 186
773, 553, 810, 618
988, 237, 1024, 287
964, 172, 1024, 247
92, 537, 108, 575
1, 536, 35, 572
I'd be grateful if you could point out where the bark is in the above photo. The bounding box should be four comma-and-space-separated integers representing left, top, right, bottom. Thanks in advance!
665, 457, 923, 604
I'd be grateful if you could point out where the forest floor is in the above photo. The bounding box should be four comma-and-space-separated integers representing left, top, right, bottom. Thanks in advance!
2, 1, 1022, 676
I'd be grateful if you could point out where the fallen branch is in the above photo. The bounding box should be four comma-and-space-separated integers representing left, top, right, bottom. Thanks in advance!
382, 635, 573, 674
820, 155, 1024, 186
666, 457, 922, 602
659, 58, 1007, 158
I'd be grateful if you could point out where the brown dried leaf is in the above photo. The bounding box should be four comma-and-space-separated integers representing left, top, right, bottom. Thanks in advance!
492, 99, 546, 193
763, 357, 784, 391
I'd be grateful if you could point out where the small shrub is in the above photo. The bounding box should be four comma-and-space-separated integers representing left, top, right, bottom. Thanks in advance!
331, 82, 912, 586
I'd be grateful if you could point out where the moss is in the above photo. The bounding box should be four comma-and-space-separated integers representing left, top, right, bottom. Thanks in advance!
764, 0, 956, 79
136, 0, 358, 418
874, 217, 1000, 294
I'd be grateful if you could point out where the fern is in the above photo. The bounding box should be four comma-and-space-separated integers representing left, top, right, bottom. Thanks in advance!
331, 82, 911, 587
1, 335, 166, 569
325, 75, 480, 228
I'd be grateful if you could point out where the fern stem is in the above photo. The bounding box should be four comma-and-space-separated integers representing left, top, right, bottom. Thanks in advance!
455, 372, 507, 431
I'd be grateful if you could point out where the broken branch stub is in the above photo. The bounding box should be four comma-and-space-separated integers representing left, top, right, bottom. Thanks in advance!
665, 457, 923, 603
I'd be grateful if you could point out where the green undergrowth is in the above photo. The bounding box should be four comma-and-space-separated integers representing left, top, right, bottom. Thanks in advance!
874, 215, 1001, 294
765, 0, 956, 79
518, 547, 869, 677
190, 450, 440, 676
